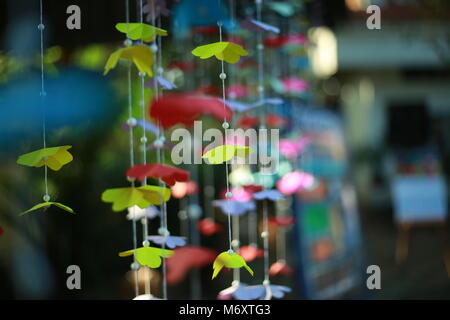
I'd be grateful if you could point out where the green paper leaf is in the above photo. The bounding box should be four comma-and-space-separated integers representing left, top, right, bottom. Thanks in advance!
119, 246, 173, 268
192, 42, 249, 64
20, 201, 74, 215
212, 251, 254, 279
116, 23, 168, 42
202, 145, 252, 165
17, 145, 73, 171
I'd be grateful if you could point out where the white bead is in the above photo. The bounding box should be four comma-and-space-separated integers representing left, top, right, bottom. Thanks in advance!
142, 240, 150, 247
178, 210, 188, 220
187, 204, 202, 219
219, 72, 227, 80
222, 122, 230, 129
139, 71, 146, 77
229, 92, 237, 99
158, 227, 170, 236
255, 0, 262, 4
225, 191, 233, 199
43, 194, 50, 202
263, 280, 270, 286
231, 239, 240, 248
257, 43, 264, 50
227, 249, 234, 254
261, 231, 269, 238
126, 176, 135, 182
257, 85, 265, 93
124, 39, 133, 47
157, 67, 164, 75
38, 23, 45, 30
127, 117, 137, 127
153, 139, 164, 148
131, 262, 140, 270
40, 91, 47, 97
140, 136, 148, 143
150, 44, 158, 52
232, 280, 240, 286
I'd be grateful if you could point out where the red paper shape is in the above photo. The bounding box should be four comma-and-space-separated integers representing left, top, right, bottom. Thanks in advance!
269, 217, 295, 227
0, 227, 4, 237
167, 246, 217, 285
238, 115, 260, 128
269, 260, 294, 276
238, 245, 264, 262
266, 114, 288, 127
126, 164, 190, 186
198, 218, 222, 236
149, 94, 232, 129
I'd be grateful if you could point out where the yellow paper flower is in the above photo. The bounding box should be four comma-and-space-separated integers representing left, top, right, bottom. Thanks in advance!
202, 145, 252, 164
104, 45, 154, 76
20, 201, 74, 215
212, 251, 254, 279
101, 185, 171, 212
17, 145, 73, 171
115, 23, 168, 42
119, 246, 173, 268
192, 42, 249, 64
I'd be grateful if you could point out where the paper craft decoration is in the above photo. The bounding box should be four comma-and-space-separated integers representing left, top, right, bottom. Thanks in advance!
202, 145, 252, 165
227, 84, 248, 99
241, 19, 280, 33
222, 97, 283, 112
198, 218, 222, 236
143, 0, 170, 22
0, 226, 3, 237
20, 201, 74, 215
166, 246, 217, 285
126, 164, 190, 186
238, 115, 260, 128
212, 251, 254, 279
101, 185, 171, 211
133, 294, 162, 300
127, 205, 160, 220
192, 42, 249, 64
156, 76, 176, 90
277, 171, 314, 195
233, 283, 291, 300
149, 94, 233, 129
253, 190, 283, 201
104, 45, 154, 76
115, 23, 168, 42
266, 114, 288, 127
218, 282, 244, 300
230, 188, 252, 202
269, 217, 295, 227
171, 181, 198, 199
17, 146, 73, 171
119, 246, 173, 268
279, 136, 310, 159
147, 235, 186, 249
269, 260, 294, 276
238, 245, 264, 262
213, 200, 255, 216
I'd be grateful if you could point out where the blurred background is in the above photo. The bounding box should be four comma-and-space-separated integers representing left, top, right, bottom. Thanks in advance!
1, 0, 450, 300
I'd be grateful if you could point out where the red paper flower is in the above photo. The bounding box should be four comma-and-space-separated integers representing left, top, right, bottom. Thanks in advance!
167, 246, 217, 285
149, 94, 232, 129
238, 115, 260, 128
269, 260, 294, 276
269, 217, 295, 227
226, 84, 248, 99
266, 114, 288, 127
0, 227, 4, 237
198, 218, 222, 236
126, 164, 190, 186
238, 245, 264, 262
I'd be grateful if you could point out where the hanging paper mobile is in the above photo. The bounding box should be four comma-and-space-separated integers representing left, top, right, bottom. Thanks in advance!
212, 251, 254, 279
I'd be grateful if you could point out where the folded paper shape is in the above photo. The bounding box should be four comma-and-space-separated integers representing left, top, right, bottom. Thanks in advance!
147, 235, 186, 249
192, 42, 249, 64
198, 218, 222, 236
269, 260, 294, 276
202, 145, 252, 165
126, 205, 160, 221
167, 246, 217, 285
127, 164, 190, 186
17, 145, 73, 171
101, 185, 171, 212
104, 45, 154, 76
119, 246, 173, 268
149, 94, 233, 129
115, 23, 168, 42
233, 283, 291, 300
212, 251, 254, 279
241, 19, 280, 33
20, 201, 74, 215
253, 189, 283, 201
212, 200, 255, 216
238, 245, 264, 262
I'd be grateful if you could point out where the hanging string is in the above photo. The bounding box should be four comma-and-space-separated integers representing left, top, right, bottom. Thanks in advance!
218, 23, 233, 252
125, 0, 140, 298
38, 0, 49, 201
